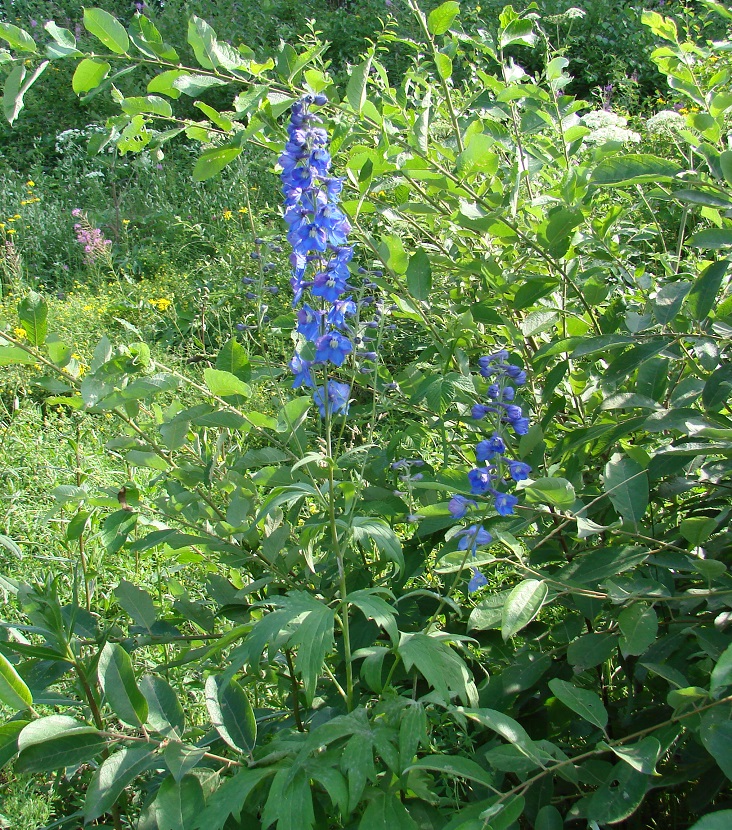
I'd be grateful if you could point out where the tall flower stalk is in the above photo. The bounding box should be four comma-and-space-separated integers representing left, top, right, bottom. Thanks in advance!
449, 351, 532, 592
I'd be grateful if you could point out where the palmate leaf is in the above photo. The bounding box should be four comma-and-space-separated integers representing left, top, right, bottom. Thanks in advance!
398, 632, 477, 705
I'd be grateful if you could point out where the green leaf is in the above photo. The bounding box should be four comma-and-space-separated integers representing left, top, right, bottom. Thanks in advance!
434, 52, 453, 80
587, 763, 647, 824
85, 746, 157, 822
710, 643, 732, 697
203, 368, 251, 398
590, 154, 681, 186
653, 281, 691, 325
399, 702, 427, 771
352, 517, 404, 572
602, 737, 661, 774
72, 58, 111, 95
406, 247, 432, 302
101, 509, 138, 554
567, 632, 618, 672
548, 678, 608, 730
467, 590, 511, 631
98, 642, 148, 728
427, 2, 461, 36
618, 604, 658, 657
535, 806, 563, 830
603, 454, 648, 525
148, 69, 186, 99
192, 767, 276, 829
399, 632, 475, 705
140, 674, 185, 738
687, 260, 729, 321
500, 18, 536, 49
83, 8, 129, 54
121, 95, 173, 117
174, 73, 228, 96
163, 743, 205, 783
501, 579, 548, 640
0, 346, 38, 366
458, 708, 544, 763
523, 477, 576, 508
115, 579, 157, 631
0, 652, 33, 710
346, 56, 372, 114
15, 717, 106, 773
216, 338, 251, 381
688, 812, 732, 830
205, 674, 257, 754
155, 774, 205, 830
3, 61, 48, 124
0, 720, 27, 770
680, 516, 717, 547
0, 22, 37, 52
703, 365, 732, 412
689, 229, 732, 249
378, 234, 408, 274
407, 755, 495, 790
193, 146, 242, 182
187, 16, 217, 69
641, 10, 678, 41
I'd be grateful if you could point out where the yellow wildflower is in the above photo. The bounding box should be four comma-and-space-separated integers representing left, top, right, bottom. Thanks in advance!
238, 207, 248, 214
26, 180, 35, 188
13, 214, 21, 220
148, 297, 172, 311
122, 219, 130, 225
222, 210, 233, 220
13, 327, 26, 339
83, 304, 93, 311
6, 229, 15, 235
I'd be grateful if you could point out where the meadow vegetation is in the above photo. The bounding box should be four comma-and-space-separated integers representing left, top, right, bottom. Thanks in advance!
0, 1, 731, 828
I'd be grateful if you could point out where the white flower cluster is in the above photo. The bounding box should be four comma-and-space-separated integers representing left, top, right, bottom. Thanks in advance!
646, 109, 686, 136
581, 110, 641, 145
54, 125, 108, 155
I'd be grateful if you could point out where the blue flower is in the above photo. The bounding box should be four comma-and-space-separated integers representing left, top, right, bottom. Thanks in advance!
468, 466, 493, 495
508, 460, 532, 482
468, 568, 489, 592
313, 380, 350, 417
297, 305, 323, 341
476, 434, 506, 463
494, 491, 518, 516
289, 353, 314, 388
456, 524, 492, 554
448, 495, 477, 518
315, 331, 353, 367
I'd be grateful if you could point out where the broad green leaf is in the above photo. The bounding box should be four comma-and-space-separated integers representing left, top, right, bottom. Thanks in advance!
148, 69, 187, 99
98, 642, 148, 728
601, 737, 662, 774
548, 678, 608, 730
203, 367, 251, 398
587, 762, 647, 824
500, 18, 536, 49
0, 652, 32, 710
16, 720, 106, 773
641, 10, 678, 41
187, 16, 217, 69
407, 755, 495, 789
399, 632, 475, 705
194, 101, 233, 131
0, 346, 38, 366
653, 281, 691, 325
351, 517, 404, 572
191, 767, 276, 829
205, 674, 257, 754
535, 806, 563, 830
501, 579, 548, 640
115, 579, 157, 631
688, 811, 732, 830
346, 56, 372, 114
85, 746, 157, 822
467, 589, 511, 631
687, 260, 729, 321
193, 146, 242, 182
174, 73, 228, 96
680, 516, 717, 547
702, 365, 732, 412
72, 58, 111, 95
0, 720, 27, 770
155, 774, 205, 830
101, 509, 138, 555
0, 22, 37, 51
83, 8, 129, 54
603, 454, 648, 525
359, 790, 418, 829
216, 338, 251, 381
163, 743, 205, 782
399, 703, 427, 771
524, 477, 576, 508
711, 643, 732, 697
590, 154, 681, 186
618, 604, 658, 657
3, 60, 48, 124
689, 229, 732, 249
378, 234, 408, 274
140, 674, 185, 738
427, 2, 461, 35
260, 766, 315, 830
458, 708, 544, 762
406, 247, 432, 302
434, 52, 453, 80
121, 95, 173, 117
567, 632, 618, 672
